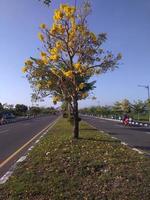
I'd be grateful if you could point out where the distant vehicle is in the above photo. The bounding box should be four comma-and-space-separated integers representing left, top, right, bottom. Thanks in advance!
0, 112, 15, 125
122, 114, 129, 126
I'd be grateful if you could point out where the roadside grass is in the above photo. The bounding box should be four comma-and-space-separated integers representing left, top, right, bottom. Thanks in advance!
0, 118, 150, 200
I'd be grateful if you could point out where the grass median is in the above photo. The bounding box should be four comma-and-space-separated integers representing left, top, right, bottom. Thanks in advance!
0, 118, 150, 200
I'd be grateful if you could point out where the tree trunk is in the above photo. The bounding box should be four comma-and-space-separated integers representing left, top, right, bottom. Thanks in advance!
73, 97, 79, 139
67, 102, 71, 119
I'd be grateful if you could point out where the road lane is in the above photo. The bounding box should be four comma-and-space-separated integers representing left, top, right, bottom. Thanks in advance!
82, 115, 150, 155
0, 115, 58, 178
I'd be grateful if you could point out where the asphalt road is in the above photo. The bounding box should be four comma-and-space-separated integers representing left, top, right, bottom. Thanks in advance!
0, 115, 58, 178
82, 115, 150, 155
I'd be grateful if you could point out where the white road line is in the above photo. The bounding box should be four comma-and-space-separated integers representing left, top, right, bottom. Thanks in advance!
17, 156, 27, 163
0, 171, 13, 184
35, 139, 40, 144
0, 130, 9, 134
132, 148, 144, 154
145, 132, 150, 135
121, 142, 128, 146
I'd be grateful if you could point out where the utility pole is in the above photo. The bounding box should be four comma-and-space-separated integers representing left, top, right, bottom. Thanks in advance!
138, 85, 150, 122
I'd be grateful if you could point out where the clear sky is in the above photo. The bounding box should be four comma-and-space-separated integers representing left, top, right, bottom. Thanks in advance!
0, 0, 150, 108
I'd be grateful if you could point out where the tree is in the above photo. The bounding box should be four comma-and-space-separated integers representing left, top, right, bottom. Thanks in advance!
29, 106, 41, 116
22, 3, 121, 139
112, 101, 123, 116
0, 103, 3, 112
15, 104, 28, 116
132, 100, 145, 121
120, 99, 131, 114
145, 99, 150, 122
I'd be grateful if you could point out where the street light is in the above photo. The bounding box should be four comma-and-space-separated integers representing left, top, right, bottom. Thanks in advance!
138, 84, 150, 122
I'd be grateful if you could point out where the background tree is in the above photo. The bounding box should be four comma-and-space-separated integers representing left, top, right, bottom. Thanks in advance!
29, 106, 41, 117
15, 104, 28, 116
112, 101, 123, 116
120, 99, 131, 114
145, 99, 150, 122
0, 103, 3, 112
23, 3, 121, 138
132, 100, 145, 121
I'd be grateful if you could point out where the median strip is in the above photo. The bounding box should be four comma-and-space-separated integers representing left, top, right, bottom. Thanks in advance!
0, 118, 150, 199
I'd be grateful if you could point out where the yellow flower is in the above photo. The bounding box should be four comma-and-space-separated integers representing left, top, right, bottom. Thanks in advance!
36, 83, 42, 89
86, 68, 95, 76
38, 33, 44, 41
74, 62, 81, 70
47, 80, 52, 87
60, 4, 68, 11
51, 68, 60, 76
53, 10, 63, 21
77, 25, 84, 32
56, 41, 63, 49
50, 24, 58, 34
90, 32, 97, 42
40, 52, 47, 58
70, 17, 75, 26
82, 92, 88, 99
64, 6, 76, 18
22, 66, 28, 73
42, 57, 48, 65
48, 80, 52, 85
64, 70, 74, 78
35, 59, 44, 65
53, 96, 61, 104
79, 83, 85, 90
57, 24, 65, 34
49, 54, 59, 61
40, 23, 46, 29
69, 29, 76, 40
50, 47, 58, 55
25, 60, 33, 66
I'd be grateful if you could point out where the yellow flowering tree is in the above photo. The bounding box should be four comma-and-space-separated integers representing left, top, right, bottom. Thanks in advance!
23, 3, 121, 139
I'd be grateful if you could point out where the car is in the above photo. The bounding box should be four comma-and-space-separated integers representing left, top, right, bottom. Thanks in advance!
0, 112, 15, 125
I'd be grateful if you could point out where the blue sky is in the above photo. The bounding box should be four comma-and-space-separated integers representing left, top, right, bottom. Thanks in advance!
0, 0, 150, 108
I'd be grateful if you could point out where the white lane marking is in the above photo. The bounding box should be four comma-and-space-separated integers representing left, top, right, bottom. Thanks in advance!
145, 132, 150, 135
17, 156, 27, 163
0, 171, 13, 184
0, 130, 9, 134
35, 139, 40, 144
111, 136, 118, 140
121, 142, 128, 146
132, 148, 143, 154
28, 146, 34, 151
